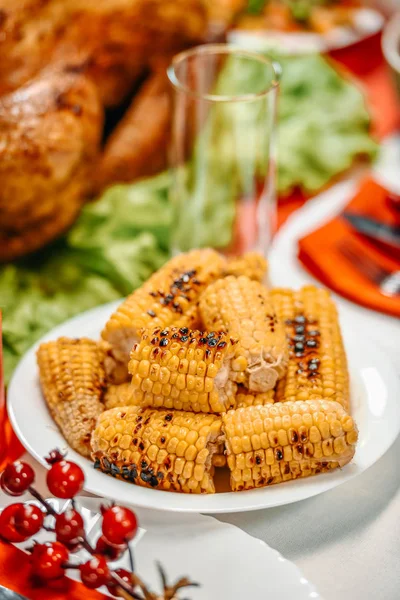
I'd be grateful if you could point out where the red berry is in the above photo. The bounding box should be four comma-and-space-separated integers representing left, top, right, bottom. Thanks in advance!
101, 506, 138, 545
79, 555, 110, 589
106, 568, 132, 595
55, 508, 84, 543
95, 535, 127, 560
46, 461, 84, 499
0, 504, 29, 543
31, 542, 69, 580
14, 504, 44, 537
0, 462, 35, 496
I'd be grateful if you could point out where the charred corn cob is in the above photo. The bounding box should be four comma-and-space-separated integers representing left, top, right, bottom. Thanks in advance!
234, 386, 275, 409
37, 337, 106, 457
223, 400, 358, 491
101, 249, 226, 382
224, 252, 268, 283
270, 286, 349, 411
104, 383, 134, 410
129, 327, 238, 413
91, 406, 223, 494
200, 276, 288, 393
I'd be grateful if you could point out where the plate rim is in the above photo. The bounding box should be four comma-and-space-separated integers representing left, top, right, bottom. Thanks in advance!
7, 300, 400, 514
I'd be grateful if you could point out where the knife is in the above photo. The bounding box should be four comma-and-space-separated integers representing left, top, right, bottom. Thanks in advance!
343, 212, 400, 252
0, 586, 29, 600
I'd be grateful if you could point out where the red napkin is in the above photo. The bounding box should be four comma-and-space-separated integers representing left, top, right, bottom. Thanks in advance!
0, 542, 106, 600
0, 313, 24, 473
298, 178, 400, 317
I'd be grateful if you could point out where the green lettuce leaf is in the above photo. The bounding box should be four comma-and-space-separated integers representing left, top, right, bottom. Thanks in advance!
0, 175, 172, 383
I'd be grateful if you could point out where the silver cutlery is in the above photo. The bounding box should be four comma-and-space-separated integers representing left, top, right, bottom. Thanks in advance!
343, 212, 400, 252
338, 242, 400, 296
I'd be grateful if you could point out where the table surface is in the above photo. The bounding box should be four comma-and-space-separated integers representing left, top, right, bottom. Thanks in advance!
221, 432, 400, 600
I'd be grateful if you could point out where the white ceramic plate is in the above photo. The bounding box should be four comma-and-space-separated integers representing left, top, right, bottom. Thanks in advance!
228, 8, 384, 54
10, 498, 322, 600
7, 299, 400, 514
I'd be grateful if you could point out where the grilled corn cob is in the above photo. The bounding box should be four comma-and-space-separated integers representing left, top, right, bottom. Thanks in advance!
37, 337, 106, 457
104, 383, 134, 410
200, 276, 288, 392
223, 400, 358, 491
270, 286, 349, 411
234, 386, 275, 409
102, 249, 226, 382
129, 327, 238, 413
224, 252, 268, 283
91, 406, 223, 493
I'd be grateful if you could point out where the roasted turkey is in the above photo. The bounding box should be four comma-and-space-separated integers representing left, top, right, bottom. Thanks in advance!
0, 0, 216, 260
0, 0, 209, 107
0, 67, 103, 261
95, 71, 171, 191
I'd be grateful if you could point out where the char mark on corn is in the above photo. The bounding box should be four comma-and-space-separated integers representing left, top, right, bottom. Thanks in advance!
101, 249, 226, 382
91, 406, 223, 494
223, 399, 358, 491
37, 337, 106, 458
128, 327, 238, 413
200, 275, 288, 393
270, 285, 349, 411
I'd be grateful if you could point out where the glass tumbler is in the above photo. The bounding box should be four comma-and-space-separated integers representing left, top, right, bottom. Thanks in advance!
167, 44, 280, 256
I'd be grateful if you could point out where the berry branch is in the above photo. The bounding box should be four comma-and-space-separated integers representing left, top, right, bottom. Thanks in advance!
0, 450, 198, 599
28, 486, 58, 517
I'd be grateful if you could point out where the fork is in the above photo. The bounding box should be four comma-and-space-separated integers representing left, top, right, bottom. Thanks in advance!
338, 242, 400, 297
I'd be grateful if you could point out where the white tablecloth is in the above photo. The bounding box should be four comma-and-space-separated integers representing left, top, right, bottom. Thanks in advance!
220, 432, 400, 600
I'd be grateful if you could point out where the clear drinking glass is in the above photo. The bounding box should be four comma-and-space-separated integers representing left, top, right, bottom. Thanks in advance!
167, 44, 280, 256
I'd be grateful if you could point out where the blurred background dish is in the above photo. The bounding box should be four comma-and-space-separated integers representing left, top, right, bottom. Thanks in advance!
228, 3, 385, 54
